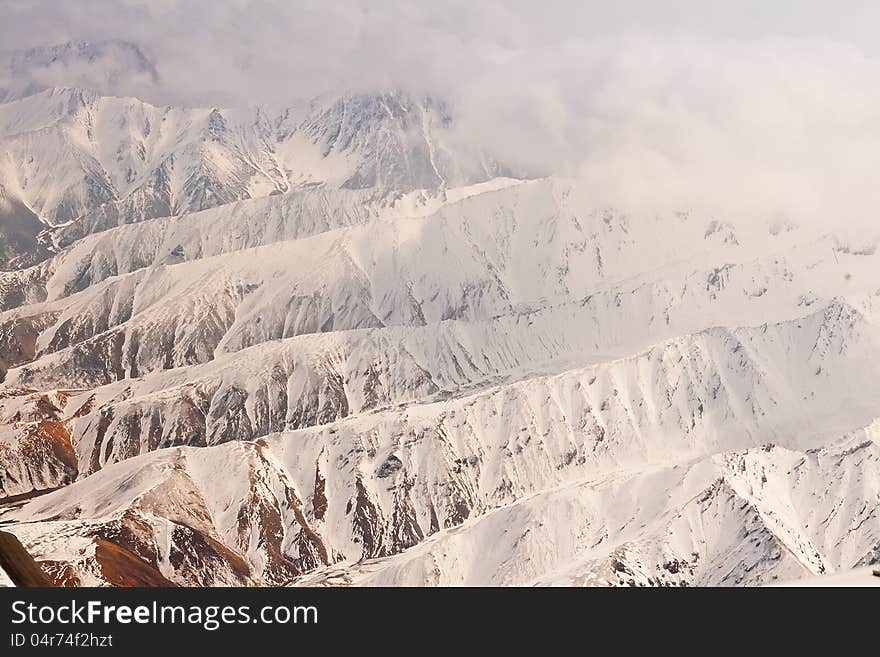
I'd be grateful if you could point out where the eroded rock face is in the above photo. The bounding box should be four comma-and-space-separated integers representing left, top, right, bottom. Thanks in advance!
5, 404, 879, 587
0, 313, 58, 382
0, 389, 79, 496
3, 442, 337, 586
0, 264, 51, 311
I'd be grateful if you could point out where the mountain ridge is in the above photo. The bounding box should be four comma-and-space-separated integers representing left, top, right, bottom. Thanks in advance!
0, 84, 878, 587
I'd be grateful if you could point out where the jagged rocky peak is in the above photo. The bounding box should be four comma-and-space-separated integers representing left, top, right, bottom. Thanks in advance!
0, 85, 510, 262
286, 89, 503, 191
300, 90, 442, 149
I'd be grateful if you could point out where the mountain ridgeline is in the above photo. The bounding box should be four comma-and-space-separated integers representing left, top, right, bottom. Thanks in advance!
0, 47, 877, 586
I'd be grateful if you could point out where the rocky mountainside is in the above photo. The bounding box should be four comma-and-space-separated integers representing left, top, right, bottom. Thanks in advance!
0, 82, 877, 586
0, 85, 503, 269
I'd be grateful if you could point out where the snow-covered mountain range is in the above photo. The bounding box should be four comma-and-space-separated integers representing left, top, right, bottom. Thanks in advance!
0, 85, 503, 268
0, 49, 877, 586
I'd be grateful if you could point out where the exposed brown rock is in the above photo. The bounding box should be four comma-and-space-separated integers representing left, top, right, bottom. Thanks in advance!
0, 419, 79, 497
93, 538, 177, 587
167, 523, 251, 586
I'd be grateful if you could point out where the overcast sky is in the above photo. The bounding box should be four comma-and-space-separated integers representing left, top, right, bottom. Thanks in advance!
2, 1, 879, 227
3, 1, 879, 105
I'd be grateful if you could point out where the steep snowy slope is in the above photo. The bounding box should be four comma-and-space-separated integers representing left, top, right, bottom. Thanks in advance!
293, 432, 879, 587
0, 87, 504, 269
0, 177, 521, 311
4, 367, 878, 586
1, 176, 866, 388
0, 87, 286, 255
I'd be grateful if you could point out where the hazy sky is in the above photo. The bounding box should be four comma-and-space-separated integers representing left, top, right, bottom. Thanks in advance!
2, 1, 879, 227
3, 1, 879, 105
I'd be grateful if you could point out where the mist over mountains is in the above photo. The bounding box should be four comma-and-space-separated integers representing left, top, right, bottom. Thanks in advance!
0, 6, 878, 587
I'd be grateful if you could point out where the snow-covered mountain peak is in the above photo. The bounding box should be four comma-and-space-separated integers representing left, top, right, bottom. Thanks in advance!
0, 85, 511, 272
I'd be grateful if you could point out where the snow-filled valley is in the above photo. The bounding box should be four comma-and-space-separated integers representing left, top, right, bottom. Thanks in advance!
0, 71, 878, 586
